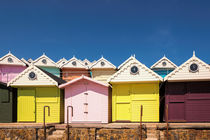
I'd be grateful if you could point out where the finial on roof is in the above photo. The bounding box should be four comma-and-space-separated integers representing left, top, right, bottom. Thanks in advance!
43, 52, 45, 55
164, 54, 166, 57
101, 55, 103, 58
193, 51, 195, 57
133, 54, 135, 58
9, 50, 11, 54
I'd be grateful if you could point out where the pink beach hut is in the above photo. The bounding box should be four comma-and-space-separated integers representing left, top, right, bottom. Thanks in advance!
59, 75, 110, 124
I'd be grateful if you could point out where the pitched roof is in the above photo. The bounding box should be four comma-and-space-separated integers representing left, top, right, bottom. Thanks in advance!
82, 59, 92, 67
56, 58, 67, 68
38, 67, 66, 85
117, 55, 136, 69
150, 55, 177, 69
33, 53, 57, 67
61, 56, 88, 69
108, 56, 163, 83
8, 65, 65, 86
21, 58, 30, 66
59, 75, 108, 88
90, 57, 116, 69
0, 52, 26, 66
164, 53, 210, 82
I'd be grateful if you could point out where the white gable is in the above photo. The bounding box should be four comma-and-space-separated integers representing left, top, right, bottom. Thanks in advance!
8, 65, 58, 86
108, 57, 163, 83
33, 54, 57, 67
0, 52, 26, 66
61, 57, 87, 69
56, 58, 67, 68
83, 59, 92, 67
151, 56, 177, 69
118, 56, 136, 69
90, 57, 116, 69
165, 54, 210, 82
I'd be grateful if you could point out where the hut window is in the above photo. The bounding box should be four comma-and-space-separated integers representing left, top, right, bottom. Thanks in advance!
42, 59, 47, 64
101, 61, 105, 66
7, 57, 13, 63
189, 63, 199, 72
130, 66, 139, 74
28, 72, 36, 80
162, 61, 167, 66
72, 61, 77, 66
85, 62, 88, 65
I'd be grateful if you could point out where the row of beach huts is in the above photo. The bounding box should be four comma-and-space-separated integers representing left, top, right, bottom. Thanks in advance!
0, 51, 210, 123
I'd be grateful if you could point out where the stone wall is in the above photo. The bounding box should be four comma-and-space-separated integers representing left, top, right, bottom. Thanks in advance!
160, 129, 210, 140
1, 126, 210, 140
0, 127, 54, 140
63, 128, 146, 140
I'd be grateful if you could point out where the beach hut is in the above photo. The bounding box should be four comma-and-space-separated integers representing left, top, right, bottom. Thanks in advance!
90, 57, 117, 83
108, 56, 163, 122
8, 65, 66, 123
56, 58, 67, 68
0, 52, 27, 83
60, 56, 90, 81
33, 53, 60, 77
82, 59, 94, 68
0, 81, 17, 123
150, 55, 177, 78
59, 75, 110, 123
164, 52, 210, 122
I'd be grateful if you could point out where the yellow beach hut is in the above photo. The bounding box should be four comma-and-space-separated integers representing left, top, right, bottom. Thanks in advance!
108, 56, 163, 122
8, 65, 66, 123
90, 57, 117, 83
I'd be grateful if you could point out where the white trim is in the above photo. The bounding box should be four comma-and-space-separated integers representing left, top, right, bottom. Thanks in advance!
90, 57, 116, 69
108, 57, 163, 82
33, 54, 58, 67
0, 52, 26, 66
164, 55, 210, 81
150, 56, 177, 69
8, 65, 58, 86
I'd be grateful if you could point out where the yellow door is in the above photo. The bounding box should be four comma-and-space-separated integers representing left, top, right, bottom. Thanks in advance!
115, 84, 131, 121
18, 89, 35, 122
131, 83, 159, 122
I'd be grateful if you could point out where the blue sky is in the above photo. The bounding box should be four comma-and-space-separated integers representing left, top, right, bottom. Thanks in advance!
0, 0, 210, 67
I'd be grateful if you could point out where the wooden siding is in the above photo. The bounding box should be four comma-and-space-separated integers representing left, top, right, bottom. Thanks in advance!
0, 65, 26, 83
39, 66, 60, 77
63, 78, 109, 123
18, 88, 36, 122
112, 83, 159, 122
62, 68, 90, 81
110, 63, 162, 82
91, 69, 116, 83
165, 81, 210, 122
9, 66, 57, 86
0, 88, 13, 122
165, 56, 210, 81
17, 87, 62, 123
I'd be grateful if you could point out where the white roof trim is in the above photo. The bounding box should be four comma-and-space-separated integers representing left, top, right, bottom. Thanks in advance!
56, 58, 67, 64
164, 55, 210, 81
150, 56, 177, 69
59, 75, 109, 88
90, 57, 116, 69
60, 56, 88, 69
118, 55, 136, 69
108, 57, 163, 82
21, 58, 30, 66
33, 54, 58, 67
0, 52, 26, 66
8, 65, 58, 86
